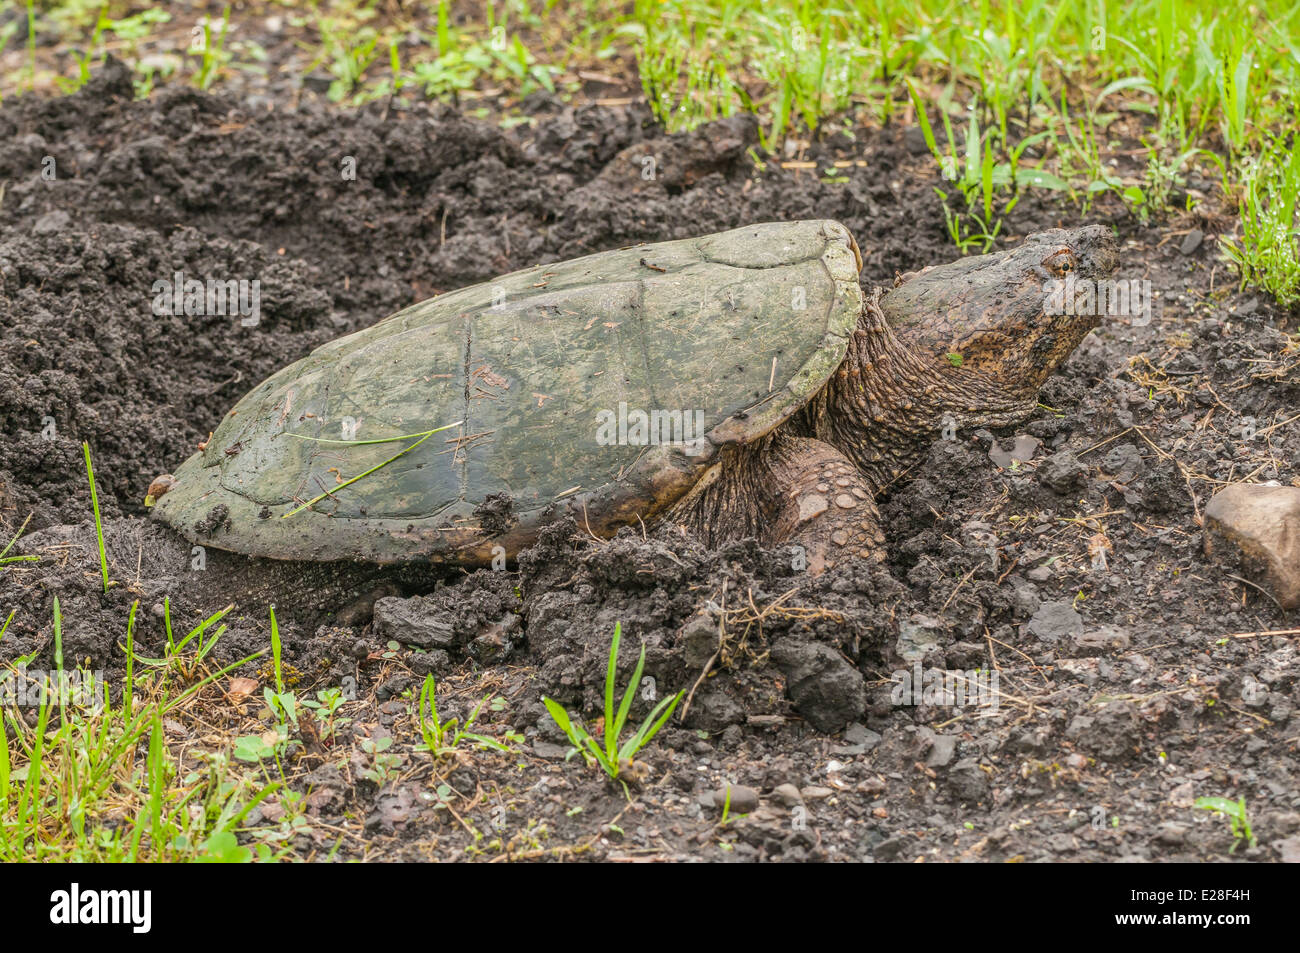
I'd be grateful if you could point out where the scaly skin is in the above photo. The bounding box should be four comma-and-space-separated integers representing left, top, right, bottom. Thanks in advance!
674, 225, 1119, 571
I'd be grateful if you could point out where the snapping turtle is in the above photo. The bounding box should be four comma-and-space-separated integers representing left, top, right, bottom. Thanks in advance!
153, 220, 1116, 572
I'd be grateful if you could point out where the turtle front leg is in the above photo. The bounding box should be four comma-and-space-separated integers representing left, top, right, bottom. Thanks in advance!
762, 435, 885, 574
669, 433, 884, 573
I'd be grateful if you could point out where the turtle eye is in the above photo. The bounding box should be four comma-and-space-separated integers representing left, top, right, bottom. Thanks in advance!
1042, 249, 1077, 276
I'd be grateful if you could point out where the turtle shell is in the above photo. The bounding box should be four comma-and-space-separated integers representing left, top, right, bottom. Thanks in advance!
153, 220, 863, 563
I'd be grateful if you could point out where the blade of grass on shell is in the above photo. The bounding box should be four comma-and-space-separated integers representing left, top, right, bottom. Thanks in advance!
281, 420, 463, 518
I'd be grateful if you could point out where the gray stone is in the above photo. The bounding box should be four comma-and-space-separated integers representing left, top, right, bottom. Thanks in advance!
33, 210, 71, 235
844, 722, 880, 750
1072, 625, 1131, 656
923, 730, 958, 768
1013, 582, 1042, 616
1102, 443, 1145, 483
896, 614, 945, 663
772, 783, 803, 807
1156, 822, 1189, 846
372, 596, 456, 648
407, 650, 453, 676
703, 784, 759, 814
947, 757, 989, 801
684, 685, 745, 732
679, 612, 720, 668
1027, 600, 1085, 644
532, 741, 570, 760
1274, 835, 1300, 864
989, 434, 1042, 469
770, 639, 865, 733
1037, 450, 1088, 493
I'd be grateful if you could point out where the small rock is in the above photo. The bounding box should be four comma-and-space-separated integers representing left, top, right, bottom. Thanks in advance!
1072, 625, 1131, 656
1012, 581, 1043, 616
1274, 835, 1300, 864
947, 758, 989, 801
924, 732, 958, 768
903, 125, 930, 155
1010, 725, 1051, 756
685, 686, 745, 732
772, 783, 803, 807
896, 614, 945, 663
944, 640, 985, 668
1037, 450, 1088, 493
372, 596, 456, 648
702, 784, 759, 814
844, 722, 880, 751
679, 612, 720, 668
1204, 484, 1300, 608
874, 834, 908, 860
1027, 600, 1085, 644
1156, 821, 1189, 846
532, 741, 570, 760
800, 785, 834, 801
989, 434, 1041, 468
407, 650, 453, 676
1102, 443, 1145, 483
375, 675, 414, 701
301, 69, 335, 94
770, 639, 865, 732
857, 776, 887, 795
1027, 564, 1054, 583
1179, 228, 1204, 255
33, 209, 71, 235
467, 613, 519, 663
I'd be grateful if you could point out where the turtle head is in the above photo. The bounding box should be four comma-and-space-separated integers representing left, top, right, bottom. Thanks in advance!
881, 224, 1119, 410
820, 225, 1119, 491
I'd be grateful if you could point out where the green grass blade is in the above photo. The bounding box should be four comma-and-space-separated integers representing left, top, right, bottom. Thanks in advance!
82, 442, 110, 593
612, 642, 646, 757
603, 621, 621, 759
281, 420, 462, 518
